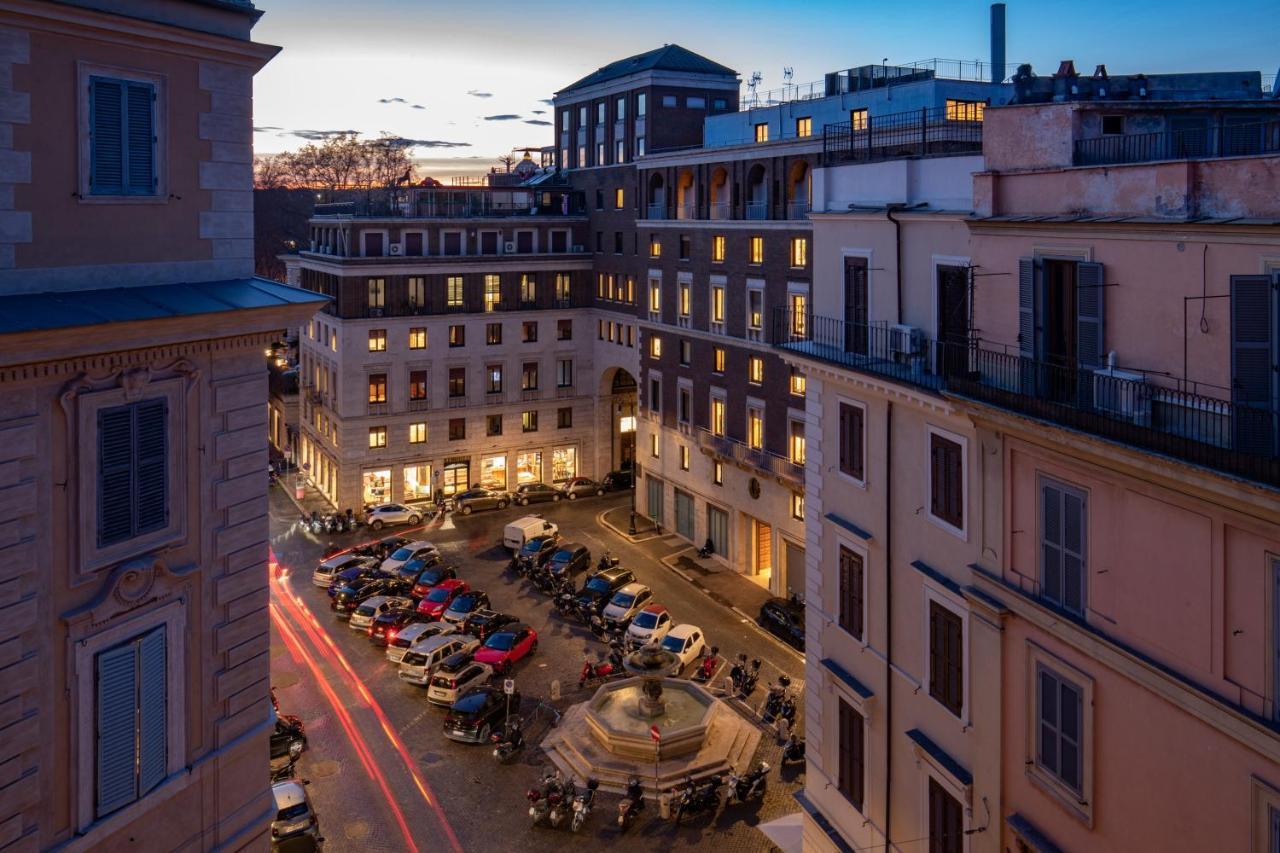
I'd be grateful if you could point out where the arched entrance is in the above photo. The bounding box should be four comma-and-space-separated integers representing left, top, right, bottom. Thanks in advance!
599, 367, 637, 472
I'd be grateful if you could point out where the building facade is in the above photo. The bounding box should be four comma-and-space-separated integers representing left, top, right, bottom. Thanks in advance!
0, 1, 324, 850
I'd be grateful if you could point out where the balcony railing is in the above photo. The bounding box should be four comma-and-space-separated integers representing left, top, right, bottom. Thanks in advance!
646, 203, 667, 220
695, 427, 805, 488
710, 201, 731, 220
773, 308, 1280, 488
1072, 119, 1280, 167
408, 398, 429, 412
822, 106, 984, 167
676, 202, 696, 220
745, 200, 769, 220
787, 201, 811, 220
367, 401, 388, 416
447, 395, 468, 408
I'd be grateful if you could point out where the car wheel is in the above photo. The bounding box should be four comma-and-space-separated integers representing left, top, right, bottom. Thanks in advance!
568, 492, 577, 500
370, 520, 383, 531
530, 640, 539, 654
479, 724, 491, 744
408, 515, 421, 525
553, 494, 562, 502
461, 505, 473, 515
595, 488, 604, 496
519, 498, 528, 506
497, 500, 508, 509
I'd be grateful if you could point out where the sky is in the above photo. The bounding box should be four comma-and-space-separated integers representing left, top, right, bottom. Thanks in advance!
250, 0, 1279, 178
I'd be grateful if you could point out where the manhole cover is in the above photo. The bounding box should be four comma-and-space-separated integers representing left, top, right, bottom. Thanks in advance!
272, 672, 300, 691
309, 760, 340, 779
418, 751, 443, 765
344, 821, 370, 841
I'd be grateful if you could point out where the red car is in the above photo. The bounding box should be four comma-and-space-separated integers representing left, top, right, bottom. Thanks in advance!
416, 579, 469, 620
473, 623, 538, 674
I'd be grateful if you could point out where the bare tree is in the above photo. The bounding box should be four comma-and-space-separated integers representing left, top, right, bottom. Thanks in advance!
254, 153, 297, 189
496, 152, 517, 173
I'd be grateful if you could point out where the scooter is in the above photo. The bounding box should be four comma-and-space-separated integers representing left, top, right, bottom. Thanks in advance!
727, 762, 770, 803
527, 788, 549, 826
781, 734, 806, 764
554, 590, 579, 619
307, 512, 325, 535
729, 655, 762, 696
490, 723, 524, 763
569, 778, 599, 833
673, 775, 722, 824
617, 776, 645, 830
578, 645, 625, 688
692, 646, 719, 683
761, 675, 792, 725
740, 658, 762, 696
596, 551, 619, 571
548, 778, 573, 828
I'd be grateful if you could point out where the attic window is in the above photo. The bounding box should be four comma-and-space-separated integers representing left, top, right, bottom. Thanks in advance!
1101, 115, 1125, 135
662, 95, 677, 107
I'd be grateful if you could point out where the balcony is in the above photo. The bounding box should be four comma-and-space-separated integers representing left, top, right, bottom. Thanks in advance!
787, 201, 811, 220
774, 309, 1280, 488
676, 202, 696, 220
1073, 119, 1280, 167
745, 201, 769, 220
695, 427, 805, 489
821, 106, 983, 167
312, 186, 587, 220
646, 203, 667, 220
408, 398, 429, 412
367, 401, 388, 416
710, 202, 731, 220
447, 395, 468, 408
521, 388, 542, 402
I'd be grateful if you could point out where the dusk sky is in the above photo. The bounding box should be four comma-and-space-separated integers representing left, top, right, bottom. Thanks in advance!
251, 0, 1278, 177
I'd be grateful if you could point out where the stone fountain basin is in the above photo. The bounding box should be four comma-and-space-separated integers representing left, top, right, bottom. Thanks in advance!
585, 678, 715, 760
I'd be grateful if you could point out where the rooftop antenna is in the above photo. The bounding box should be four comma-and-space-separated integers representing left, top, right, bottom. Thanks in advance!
747, 71, 762, 108
782, 66, 793, 101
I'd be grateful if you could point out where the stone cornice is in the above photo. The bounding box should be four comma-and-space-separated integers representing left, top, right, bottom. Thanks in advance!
779, 351, 955, 416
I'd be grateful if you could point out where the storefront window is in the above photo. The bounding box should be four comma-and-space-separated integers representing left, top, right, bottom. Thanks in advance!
403, 464, 431, 501
516, 451, 542, 485
442, 462, 469, 496
551, 446, 577, 482
362, 469, 391, 505
481, 455, 508, 491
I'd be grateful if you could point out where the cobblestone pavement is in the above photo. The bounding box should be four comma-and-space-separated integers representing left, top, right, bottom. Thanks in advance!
269, 486, 805, 852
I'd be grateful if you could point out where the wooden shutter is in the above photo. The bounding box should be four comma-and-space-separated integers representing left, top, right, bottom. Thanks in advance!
844, 258, 868, 355
1061, 487, 1086, 614
124, 82, 155, 194
837, 700, 864, 809
1041, 482, 1064, 605
1075, 262, 1105, 367
839, 547, 864, 641
929, 601, 963, 716
928, 777, 963, 853
1018, 257, 1039, 393
90, 78, 125, 195
1230, 274, 1277, 455
96, 641, 138, 817
946, 440, 963, 528
839, 405, 850, 472
840, 404, 865, 480
136, 628, 167, 794
134, 399, 168, 536
98, 406, 134, 546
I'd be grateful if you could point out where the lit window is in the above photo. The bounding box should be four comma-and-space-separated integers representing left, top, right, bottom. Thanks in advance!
851, 108, 868, 131
522, 411, 538, 432
748, 356, 764, 384
446, 275, 464, 307
945, 99, 985, 121
678, 283, 690, 317
790, 237, 808, 267
748, 290, 764, 330
711, 235, 725, 263
680, 445, 690, 471
408, 327, 426, 349
649, 237, 661, 258
713, 347, 726, 373
749, 236, 764, 264
650, 433, 659, 457
791, 492, 805, 520
650, 336, 662, 359
487, 365, 503, 393
484, 274, 501, 312
407, 277, 425, 308
615, 187, 625, 208
520, 273, 536, 304
711, 397, 726, 435
367, 374, 386, 403
679, 340, 691, 366
754, 122, 769, 143
790, 419, 806, 465
409, 422, 426, 444
795, 117, 812, 138
790, 369, 806, 396
555, 272, 571, 303
486, 322, 502, 345
747, 407, 764, 449
368, 329, 386, 352
522, 321, 538, 342
648, 279, 661, 313
449, 324, 465, 347
790, 292, 808, 336
711, 286, 725, 323
712, 461, 723, 485
367, 278, 385, 308
368, 426, 387, 448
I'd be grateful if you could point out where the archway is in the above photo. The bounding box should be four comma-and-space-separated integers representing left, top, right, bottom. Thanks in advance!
746, 163, 767, 219
786, 161, 811, 218
709, 166, 729, 218
647, 172, 665, 219
599, 367, 638, 473
676, 169, 696, 219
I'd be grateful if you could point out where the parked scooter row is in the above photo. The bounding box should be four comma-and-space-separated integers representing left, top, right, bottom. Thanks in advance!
527, 770, 599, 832
672, 762, 771, 823
297, 509, 362, 536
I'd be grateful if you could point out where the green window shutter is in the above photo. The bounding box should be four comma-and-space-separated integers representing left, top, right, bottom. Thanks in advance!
90, 77, 125, 195
125, 82, 156, 195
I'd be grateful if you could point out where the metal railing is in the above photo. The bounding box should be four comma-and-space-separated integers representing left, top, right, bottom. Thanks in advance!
367, 402, 388, 416
646, 203, 667, 220
822, 106, 984, 167
694, 427, 804, 487
787, 201, 811, 220
676, 202, 697, 220
710, 201, 731, 220
773, 308, 1280, 488
1073, 119, 1280, 167
745, 200, 770, 220
408, 399, 429, 412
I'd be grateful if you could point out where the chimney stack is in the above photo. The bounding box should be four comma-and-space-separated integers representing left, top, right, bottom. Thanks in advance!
990, 3, 1007, 83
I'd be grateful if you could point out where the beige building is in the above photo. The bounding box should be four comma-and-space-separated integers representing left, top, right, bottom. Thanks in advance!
0, 1, 323, 850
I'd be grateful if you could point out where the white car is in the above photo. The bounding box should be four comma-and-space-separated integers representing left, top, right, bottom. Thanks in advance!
625, 604, 673, 650
385, 621, 456, 664
426, 653, 493, 706
398, 635, 479, 685
661, 624, 707, 674
381, 540, 440, 574
365, 503, 425, 531
601, 582, 654, 629
311, 553, 376, 588
349, 595, 413, 631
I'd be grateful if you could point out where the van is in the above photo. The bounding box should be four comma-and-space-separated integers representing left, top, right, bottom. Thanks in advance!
398, 634, 479, 685
502, 515, 559, 551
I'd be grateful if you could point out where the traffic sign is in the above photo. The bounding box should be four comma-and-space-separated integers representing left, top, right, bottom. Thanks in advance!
504, 679, 515, 695
650, 725, 661, 743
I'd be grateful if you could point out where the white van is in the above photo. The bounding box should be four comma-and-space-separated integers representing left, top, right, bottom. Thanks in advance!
502, 515, 559, 551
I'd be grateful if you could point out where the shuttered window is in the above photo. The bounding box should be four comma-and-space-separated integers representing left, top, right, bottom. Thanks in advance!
646, 478, 664, 521
928, 432, 963, 531
836, 699, 865, 810
1040, 479, 1087, 616
1035, 664, 1084, 795
675, 490, 694, 540
839, 402, 865, 480
1230, 274, 1278, 456
96, 627, 167, 818
706, 505, 728, 557
838, 546, 864, 641
928, 777, 963, 853
89, 76, 156, 196
928, 601, 964, 717
98, 399, 168, 547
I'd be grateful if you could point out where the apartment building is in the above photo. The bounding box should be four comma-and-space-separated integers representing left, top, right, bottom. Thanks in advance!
0, 1, 324, 849
792, 61, 1280, 853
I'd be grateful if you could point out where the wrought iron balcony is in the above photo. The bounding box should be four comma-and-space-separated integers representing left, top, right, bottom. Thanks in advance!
694, 426, 805, 488
1073, 119, 1280, 167
773, 308, 1280, 488
821, 106, 984, 167
745, 200, 770, 220
646, 203, 667, 220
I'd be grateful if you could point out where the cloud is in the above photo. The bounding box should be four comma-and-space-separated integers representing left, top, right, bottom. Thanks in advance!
378, 97, 408, 104
385, 137, 472, 149
523, 119, 551, 126
467, 89, 493, 98
531, 110, 546, 115
253, 125, 283, 133
539, 98, 554, 105
411, 104, 425, 110
484, 114, 521, 121
282, 129, 359, 140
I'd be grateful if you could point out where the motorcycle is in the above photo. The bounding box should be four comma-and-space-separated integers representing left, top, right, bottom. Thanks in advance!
781, 734, 806, 764
490, 723, 524, 764
554, 591, 579, 619
761, 675, 792, 725
726, 761, 770, 803
307, 512, 324, 535
527, 788, 549, 826
673, 774, 722, 824
596, 551, 619, 571
740, 658, 762, 696
578, 645, 624, 688
692, 646, 719, 683
696, 538, 715, 559
323, 514, 341, 535
548, 778, 573, 828
569, 778, 599, 833
729, 655, 762, 696
617, 776, 645, 830
589, 614, 625, 644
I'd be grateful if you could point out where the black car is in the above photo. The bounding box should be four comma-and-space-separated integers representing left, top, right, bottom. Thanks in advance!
760, 596, 805, 649
518, 535, 560, 569
575, 566, 637, 616
354, 536, 411, 561
327, 566, 392, 598
514, 482, 561, 506
443, 684, 521, 743
601, 469, 634, 491
442, 590, 491, 625
397, 551, 442, 580
270, 715, 307, 764
411, 562, 459, 598
463, 609, 520, 642
330, 577, 412, 617
547, 543, 591, 580
367, 607, 424, 646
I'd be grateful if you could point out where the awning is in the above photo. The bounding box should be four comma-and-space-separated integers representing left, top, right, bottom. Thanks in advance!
756, 811, 805, 853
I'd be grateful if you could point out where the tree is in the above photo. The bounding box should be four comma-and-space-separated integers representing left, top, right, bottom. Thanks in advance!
496, 152, 517, 173
254, 153, 298, 189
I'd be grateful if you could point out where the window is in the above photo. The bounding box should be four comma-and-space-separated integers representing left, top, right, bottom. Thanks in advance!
522, 362, 539, 391
578, 104, 587, 125
648, 279, 661, 313
597, 101, 606, 124
928, 600, 964, 717
790, 292, 808, 336
713, 347, 725, 373
635, 92, 647, 116
449, 418, 465, 440
711, 396, 726, 435
487, 414, 502, 436
678, 282, 691, 317
748, 356, 763, 384
649, 237, 661, 258
522, 410, 538, 432
1035, 664, 1084, 795
94, 627, 167, 817
928, 431, 965, 532
367, 374, 386, 404
486, 365, 503, 394
837, 700, 865, 811
850, 108, 868, 130
839, 403, 865, 481
557, 319, 572, 340
446, 275, 464, 307
789, 419, 806, 465
712, 461, 722, 485
679, 235, 691, 260
686, 96, 705, 109
790, 370, 806, 396
679, 340, 691, 366
749, 236, 764, 264
557, 407, 572, 428
520, 274, 536, 304
1040, 478, 1087, 616
679, 445, 690, 470
1101, 114, 1125, 135
614, 232, 624, 254
88, 75, 157, 196
754, 122, 769, 143
408, 327, 426, 349
636, 136, 645, 156
596, 141, 606, 164
713, 97, 726, 110
555, 272, 571, 303
408, 422, 426, 444
408, 276, 425, 308
928, 778, 964, 853
649, 377, 661, 412
678, 386, 691, 424
711, 235, 725, 263
557, 359, 573, 388
97, 399, 168, 547
614, 187, 625, 208
448, 367, 465, 398
595, 231, 602, 252
747, 406, 764, 449
748, 289, 764, 333
367, 329, 386, 352
522, 321, 538, 343
795, 116, 812, 138
367, 278, 385, 309
790, 237, 808, 267
408, 370, 427, 402
839, 546, 864, 640
368, 426, 387, 448
449, 325, 465, 347
484, 274, 501, 312
649, 335, 662, 359
650, 433, 660, 457
945, 99, 985, 121
614, 95, 626, 120
595, 189, 604, 211
791, 492, 804, 520
486, 322, 502, 345
661, 94, 677, 107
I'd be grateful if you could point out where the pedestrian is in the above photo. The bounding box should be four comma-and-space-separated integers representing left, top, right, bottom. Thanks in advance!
775, 712, 790, 744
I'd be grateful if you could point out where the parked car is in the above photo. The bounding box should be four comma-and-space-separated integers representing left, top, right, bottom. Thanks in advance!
270, 780, 321, 844
502, 515, 559, 551
574, 566, 636, 616
367, 606, 424, 646
517, 534, 560, 571
454, 488, 511, 515
353, 536, 410, 561
443, 684, 521, 743
398, 634, 479, 685
514, 482, 561, 506
330, 577, 404, 618
411, 562, 459, 597
349, 595, 413, 631
386, 621, 457, 664
558, 477, 604, 500
601, 469, 634, 491
463, 609, 520, 642
601, 582, 654, 629
381, 540, 440, 575
270, 713, 307, 765
326, 565, 391, 598
311, 554, 376, 588
759, 596, 805, 649
546, 542, 591, 582
625, 603, 673, 650
416, 579, 470, 619
364, 503, 424, 530
661, 624, 707, 674
426, 652, 493, 706
473, 624, 538, 674
442, 590, 491, 626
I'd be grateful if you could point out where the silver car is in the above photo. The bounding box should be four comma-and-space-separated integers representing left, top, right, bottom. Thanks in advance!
271, 780, 320, 843
398, 635, 479, 685
364, 503, 424, 531
349, 595, 412, 631
385, 621, 455, 664
601, 582, 654, 629
311, 554, 376, 588
453, 488, 512, 515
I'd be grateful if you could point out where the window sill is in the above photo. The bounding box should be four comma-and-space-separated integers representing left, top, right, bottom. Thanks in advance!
69, 767, 193, 851
79, 194, 168, 206
926, 512, 968, 542
1025, 764, 1092, 828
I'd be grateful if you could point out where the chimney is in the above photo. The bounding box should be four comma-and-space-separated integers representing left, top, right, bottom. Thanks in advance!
990, 3, 1007, 83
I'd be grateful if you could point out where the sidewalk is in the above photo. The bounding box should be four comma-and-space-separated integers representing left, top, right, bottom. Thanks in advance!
600, 504, 776, 623
274, 476, 337, 517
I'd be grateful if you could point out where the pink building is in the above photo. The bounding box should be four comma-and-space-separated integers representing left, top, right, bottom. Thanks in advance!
0, 1, 323, 849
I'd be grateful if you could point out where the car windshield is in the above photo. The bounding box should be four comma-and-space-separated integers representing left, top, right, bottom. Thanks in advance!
485, 632, 517, 651
633, 611, 659, 629
451, 595, 478, 610
520, 539, 545, 555
276, 802, 309, 822
551, 551, 571, 564
426, 587, 452, 603
660, 635, 685, 653
389, 547, 414, 561
585, 577, 611, 593
354, 605, 375, 616
418, 568, 444, 585
612, 592, 636, 608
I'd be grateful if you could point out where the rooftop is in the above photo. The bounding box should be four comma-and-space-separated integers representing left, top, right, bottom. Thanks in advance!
556, 44, 737, 95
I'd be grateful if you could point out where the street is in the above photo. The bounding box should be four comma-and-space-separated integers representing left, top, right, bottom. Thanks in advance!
268, 487, 806, 852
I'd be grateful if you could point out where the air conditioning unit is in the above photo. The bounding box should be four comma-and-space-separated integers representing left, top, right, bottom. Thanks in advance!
1092, 366, 1152, 425
572, 244, 585, 253
389, 244, 403, 256
888, 324, 923, 358
504, 241, 517, 253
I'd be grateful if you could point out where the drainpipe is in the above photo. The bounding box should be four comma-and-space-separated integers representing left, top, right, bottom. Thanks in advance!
883, 399, 894, 849
885, 202, 928, 324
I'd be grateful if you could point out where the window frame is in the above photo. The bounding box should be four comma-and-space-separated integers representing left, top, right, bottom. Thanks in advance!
836, 697, 866, 811
1038, 475, 1089, 618
924, 587, 967, 721
79, 64, 168, 202
1025, 642, 1095, 826
926, 425, 968, 539
837, 541, 867, 642
838, 398, 868, 486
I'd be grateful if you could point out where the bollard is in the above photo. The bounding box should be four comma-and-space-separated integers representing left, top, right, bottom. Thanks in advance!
658, 790, 672, 820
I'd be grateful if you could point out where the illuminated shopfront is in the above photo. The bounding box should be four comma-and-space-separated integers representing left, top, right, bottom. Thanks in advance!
442, 460, 469, 496
480, 455, 508, 490
362, 468, 391, 505
403, 464, 432, 501
551, 446, 577, 482
516, 451, 542, 485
